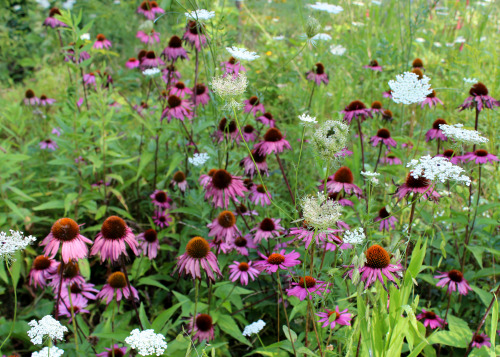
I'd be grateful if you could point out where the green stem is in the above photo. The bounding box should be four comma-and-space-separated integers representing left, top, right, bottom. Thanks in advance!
0, 263, 17, 352
67, 286, 79, 353
276, 271, 297, 357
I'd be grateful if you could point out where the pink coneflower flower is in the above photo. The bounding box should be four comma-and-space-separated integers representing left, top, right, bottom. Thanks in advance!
380, 153, 402, 165
322, 166, 363, 197
289, 224, 347, 250
136, 229, 160, 259
125, 57, 140, 69
412, 58, 424, 70
462, 149, 499, 165
256, 112, 276, 127
370, 101, 385, 115
229, 261, 260, 285
345, 244, 402, 291
150, 189, 172, 209
204, 169, 247, 208
234, 202, 258, 217
434, 269, 472, 295
187, 314, 215, 342
192, 84, 210, 106
24, 89, 39, 106
162, 64, 181, 84
170, 82, 192, 98
199, 169, 216, 188
221, 57, 247, 77
209, 237, 232, 254
161, 95, 193, 122
239, 150, 269, 179
287, 276, 329, 301
162, 35, 189, 62
141, 51, 165, 69
370, 128, 397, 148
96, 344, 128, 357
174, 236, 222, 281
93, 34, 112, 49
364, 59, 382, 71
170, 171, 188, 192
328, 192, 354, 207
39, 94, 56, 106
256, 249, 301, 274
381, 109, 394, 122
374, 207, 398, 232
65, 44, 91, 64
136, 29, 160, 44
382, 90, 392, 98
394, 172, 440, 202
425, 118, 448, 142
97, 271, 139, 304
341, 100, 372, 124
60, 281, 99, 301
83, 72, 96, 86
153, 210, 173, 228
39, 139, 58, 151
252, 218, 284, 244
249, 185, 272, 207
416, 309, 445, 329
254, 128, 292, 155
421, 90, 443, 108
215, 118, 239, 143
243, 96, 265, 116
49, 261, 85, 290
231, 234, 257, 256
306, 62, 329, 86
43, 7, 67, 28
437, 149, 462, 164
41, 218, 92, 263
316, 306, 352, 329
240, 125, 258, 143
458, 82, 499, 112
137, 0, 164, 20
471, 333, 491, 349
91, 216, 139, 262
183, 21, 207, 51
207, 211, 241, 244
29, 255, 58, 289
58, 294, 90, 321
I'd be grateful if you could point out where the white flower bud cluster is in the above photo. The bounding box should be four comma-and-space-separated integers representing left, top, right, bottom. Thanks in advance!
301, 192, 342, 231
407, 155, 470, 186
311, 120, 349, 160
211, 73, 248, 109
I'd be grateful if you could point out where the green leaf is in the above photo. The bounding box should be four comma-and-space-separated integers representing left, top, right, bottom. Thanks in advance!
490, 298, 498, 357
217, 314, 251, 346
33, 200, 65, 211
139, 302, 151, 329
282, 325, 297, 343
152, 302, 184, 332
137, 277, 169, 291
467, 246, 484, 268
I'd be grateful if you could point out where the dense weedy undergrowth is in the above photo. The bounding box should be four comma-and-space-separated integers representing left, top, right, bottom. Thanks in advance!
0, 0, 499, 356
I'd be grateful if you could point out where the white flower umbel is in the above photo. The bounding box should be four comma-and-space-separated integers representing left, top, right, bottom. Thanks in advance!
330, 44, 346, 56
27, 315, 68, 345
311, 33, 332, 41
311, 120, 349, 160
301, 192, 342, 231
188, 153, 210, 166
388, 72, 432, 105
308, 2, 344, 14
32, 346, 65, 357
185, 9, 215, 21
142, 68, 160, 76
211, 73, 248, 109
226, 46, 260, 61
298, 113, 318, 125
343, 228, 365, 245
439, 124, 489, 145
361, 171, 380, 185
242, 320, 266, 336
80, 33, 90, 41
463, 77, 478, 84
125, 329, 168, 356
0, 230, 36, 263
407, 155, 471, 186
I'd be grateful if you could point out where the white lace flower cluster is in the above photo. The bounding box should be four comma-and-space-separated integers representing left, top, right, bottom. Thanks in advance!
311, 120, 349, 160
0, 230, 36, 263
438, 124, 489, 145
301, 192, 342, 231
463, 77, 478, 84
298, 113, 318, 124
388, 72, 432, 104
330, 44, 346, 56
32, 346, 65, 357
361, 171, 380, 185
226, 46, 260, 61
125, 329, 167, 356
211, 73, 248, 109
27, 315, 68, 345
188, 153, 210, 166
142, 68, 160, 76
343, 228, 365, 245
242, 320, 266, 336
185, 9, 215, 21
308, 2, 344, 14
407, 155, 471, 186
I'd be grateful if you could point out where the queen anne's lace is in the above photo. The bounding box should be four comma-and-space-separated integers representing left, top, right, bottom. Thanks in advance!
311, 120, 349, 160
343, 228, 365, 245
439, 124, 489, 145
125, 329, 168, 356
188, 153, 210, 166
388, 72, 432, 104
211, 73, 248, 109
0, 230, 36, 263
301, 192, 342, 231
27, 315, 68, 345
226, 47, 260, 61
242, 320, 266, 336
308, 2, 344, 14
185, 9, 215, 21
32, 346, 65, 357
407, 155, 471, 186
298, 113, 318, 124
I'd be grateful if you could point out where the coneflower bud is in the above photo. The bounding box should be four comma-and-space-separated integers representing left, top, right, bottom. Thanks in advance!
305, 17, 320, 39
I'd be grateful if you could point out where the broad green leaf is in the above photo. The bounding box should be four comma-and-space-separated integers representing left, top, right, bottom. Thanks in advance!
217, 314, 251, 346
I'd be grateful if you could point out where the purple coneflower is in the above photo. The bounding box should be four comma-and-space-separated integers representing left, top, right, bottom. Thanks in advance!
322, 166, 363, 197
93, 34, 112, 49
380, 153, 402, 166
91, 216, 139, 262
96, 344, 128, 357
256, 249, 301, 274
43, 7, 67, 28
136, 29, 160, 44
49, 261, 85, 290
256, 112, 276, 127
204, 169, 247, 208
152, 211, 171, 229
231, 234, 257, 256
137, 229, 160, 259
207, 211, 241, 244
39, 139, 58, 151
125, 57, 140, 69
370, 128, 397, 148
97, 271, 139, 304
187, 314, 215, 342
252, 218, 284, 243
306, 62, 329, 86
374, 207, 398, 232
161, 95, 192, 122
370, 101, 385, 115
363, 59, 382, 71
137, 0, 164, 20
434, 269, 471, 295
471, 333, 491, 349
60, 281, 99, 301
243, 96, 265, 116
416, 309, 445, 329
341, 100, 372, 124
24, 89, 39, 106
437, 149, 462, 164
425, 118, 448, 142
169, 171, 188, 192
41, 218, 92, 263
170, 82, 192, 98
221, 56, 246, 77
58, 294, 89, 321
240, 124, 258, 142
29, 255, 58, 289
254, 128, 292, 155
383, 90, 392, 98
249, 185, 272, 207
150, 189, 172, 209
316, 306, 352, 329
215, 118, 239, 143
287, 276, 329, 301
162, 35, 189, 62
174, 236, 222, 281
328, 192, 354, 207
240, 149, 269, 179
162, 64, 181, 84
421, 90, 443, 108
199, 168, 216, 188
462, 149, 499, 165
141, 51, 165, 69
209, 237, 232, 254
229, 261, 260, 285
412, 58, 424, 70
183, 21, 207, 51
381, 109, 394, 122
192, 83, 210, 106
83, 72, 96, 86
39, 94, 56, 106
395, 172, 440, 202
458, 82, 499, 112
